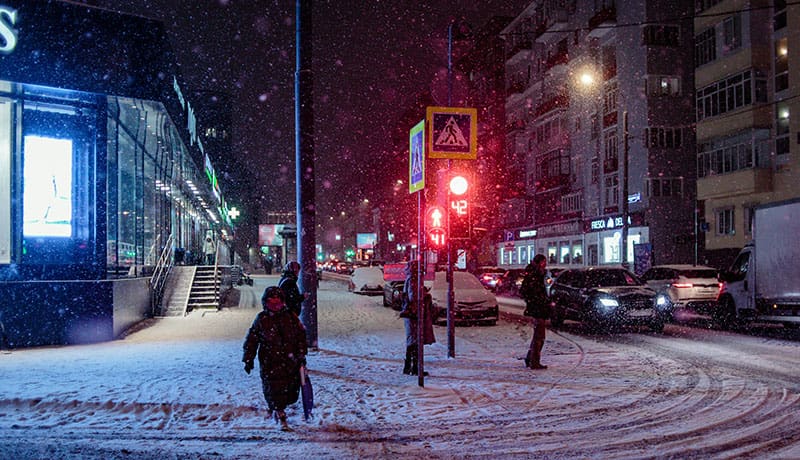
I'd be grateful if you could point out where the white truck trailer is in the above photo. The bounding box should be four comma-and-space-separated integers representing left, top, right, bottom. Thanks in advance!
716, 199, 800, 329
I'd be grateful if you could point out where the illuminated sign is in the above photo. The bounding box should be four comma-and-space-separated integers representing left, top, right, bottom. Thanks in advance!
409, 120, 425, 193
518, 229, 537, 239
426, 205, 445, 229
0, 6, 18, 55
428, 228, 446, 248
22, 136, 73, 237
357, 233, 377, 249
589, 215, 632, 232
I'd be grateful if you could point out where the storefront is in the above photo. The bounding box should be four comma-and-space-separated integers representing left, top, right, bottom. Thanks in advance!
497, 213, 650, 271
0, 1, 233, 347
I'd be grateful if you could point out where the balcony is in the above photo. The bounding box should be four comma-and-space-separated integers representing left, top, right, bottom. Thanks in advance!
506, 38, 532, 60
534, 93, 569, 117
588, 6, 616, 36
506, 77, 529, 94
543, 50, 569, 73
697, 167, 772, 200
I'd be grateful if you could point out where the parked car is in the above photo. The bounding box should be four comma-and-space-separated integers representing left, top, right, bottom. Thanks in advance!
545, 267, 566, 296
336, 262, 354, 275
495, 268, 525, 297
640, 265, 720, 321
383, 280, 405, 310
348, 266, 384, 295
549, 267, 670, 332
429, 271, 499, 326
476, 266, 506, 291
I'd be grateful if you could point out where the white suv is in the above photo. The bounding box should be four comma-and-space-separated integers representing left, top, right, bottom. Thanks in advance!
640, 265, 721, 321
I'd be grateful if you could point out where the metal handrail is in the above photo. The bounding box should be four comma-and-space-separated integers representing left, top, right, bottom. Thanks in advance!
213, 241, 220, 308
149, 234, 175, 316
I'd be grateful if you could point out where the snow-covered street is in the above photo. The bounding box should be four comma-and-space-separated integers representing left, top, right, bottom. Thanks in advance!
1, 275, 799, 459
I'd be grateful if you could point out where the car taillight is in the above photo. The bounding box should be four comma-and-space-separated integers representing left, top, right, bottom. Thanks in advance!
672, 283, 693, 288
482, 274, 493, 281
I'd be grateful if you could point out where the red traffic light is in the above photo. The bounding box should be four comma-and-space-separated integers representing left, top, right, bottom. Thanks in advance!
428, 228, 446, 248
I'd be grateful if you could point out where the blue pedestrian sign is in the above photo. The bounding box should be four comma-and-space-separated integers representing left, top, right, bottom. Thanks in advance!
409, 119, 425, 193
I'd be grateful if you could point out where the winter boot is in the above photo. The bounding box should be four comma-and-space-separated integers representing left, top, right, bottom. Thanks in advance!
276, 410, 290, 431
403, 346, 414, 375
408, 346, 429, 376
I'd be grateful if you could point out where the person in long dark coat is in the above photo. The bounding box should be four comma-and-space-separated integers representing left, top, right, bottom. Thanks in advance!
243, 286, 308, 430
520, 254, 550, 370
279, 261, 306, 316
400, 260, 435, 376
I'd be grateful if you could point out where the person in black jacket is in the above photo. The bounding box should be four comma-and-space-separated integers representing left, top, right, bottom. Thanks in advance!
279, 261, 306, 316
399, 260, 435, 376
520, 254, 550, 370
243, 286, 308, 431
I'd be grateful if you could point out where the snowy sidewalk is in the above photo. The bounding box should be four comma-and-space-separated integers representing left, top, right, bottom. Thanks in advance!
3, 278, 798, 459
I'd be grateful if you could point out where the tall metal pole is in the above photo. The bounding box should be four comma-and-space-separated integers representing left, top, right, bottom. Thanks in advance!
296, 0, 317, 348
445, 21, 456, 359
621, 110, 629, 269
417, 189, 426, 387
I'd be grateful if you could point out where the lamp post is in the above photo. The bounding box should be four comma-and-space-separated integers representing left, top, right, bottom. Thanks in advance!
621, 110, 629, 269
578, 70, 628, 267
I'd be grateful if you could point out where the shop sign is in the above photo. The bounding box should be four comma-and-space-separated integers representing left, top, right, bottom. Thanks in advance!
537, 221, 582, 238
588, 215, 632, 232
518, 229, 537, 239
0, 6, 18, 54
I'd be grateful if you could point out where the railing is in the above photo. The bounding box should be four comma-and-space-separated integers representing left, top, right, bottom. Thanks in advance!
213, 242, 221, 308
149, 234, 174, 317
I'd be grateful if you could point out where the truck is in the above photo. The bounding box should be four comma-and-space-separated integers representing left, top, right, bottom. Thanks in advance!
716, 199, 800, 329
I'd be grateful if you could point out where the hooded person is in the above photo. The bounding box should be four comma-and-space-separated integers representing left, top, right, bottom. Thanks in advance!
399, 260, 435, 376
520, 254, 551, 370
279, 261, 305, 316
242, 286, 308, 431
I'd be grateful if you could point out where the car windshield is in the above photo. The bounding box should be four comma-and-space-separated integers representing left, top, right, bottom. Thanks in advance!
352, 267, 383, 283
585, 269, 643, 287
433, 272, 484, 290
678, 269, 718, 279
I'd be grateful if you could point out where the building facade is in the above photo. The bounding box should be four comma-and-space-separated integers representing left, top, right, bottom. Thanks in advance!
499, 0, 698, 273
0, 1, 235, 347
694, 0, 800, 268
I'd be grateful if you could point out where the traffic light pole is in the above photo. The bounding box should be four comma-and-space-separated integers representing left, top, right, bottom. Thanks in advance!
417, 184, 426, 386
446, 182, 455, 359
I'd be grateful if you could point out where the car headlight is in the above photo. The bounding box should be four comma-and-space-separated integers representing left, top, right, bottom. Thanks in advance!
655, 294, 670, 309
596, 296, 619, 314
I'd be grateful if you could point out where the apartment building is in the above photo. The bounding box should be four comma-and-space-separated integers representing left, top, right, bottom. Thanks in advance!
498, 0, 697, 272
695, 0, 800, 268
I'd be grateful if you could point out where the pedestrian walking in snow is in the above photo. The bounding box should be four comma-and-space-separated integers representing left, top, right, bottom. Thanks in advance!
520, 254, 551, 370
203, 236, 216, 265
243, 286, 308, 431
279, 261, 307, 316
399, 260, 435, 376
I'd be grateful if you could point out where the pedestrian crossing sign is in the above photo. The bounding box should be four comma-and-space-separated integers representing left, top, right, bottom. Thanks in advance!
409, 119, 425, 193
426, 106, 477, 159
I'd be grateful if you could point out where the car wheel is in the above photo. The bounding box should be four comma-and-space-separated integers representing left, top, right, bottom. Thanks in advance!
713, 296, 737, 330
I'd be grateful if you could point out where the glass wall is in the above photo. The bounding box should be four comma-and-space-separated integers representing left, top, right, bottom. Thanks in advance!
106, 96, 216, 277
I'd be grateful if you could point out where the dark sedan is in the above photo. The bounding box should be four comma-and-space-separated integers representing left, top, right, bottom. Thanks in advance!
549, 267, 671, 332
383, 280, 405, 310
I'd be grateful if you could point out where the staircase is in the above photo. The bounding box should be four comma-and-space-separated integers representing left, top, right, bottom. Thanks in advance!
159, 266, 196, 317
187, 265, 221, 311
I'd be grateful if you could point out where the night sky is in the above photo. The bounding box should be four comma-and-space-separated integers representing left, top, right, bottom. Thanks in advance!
78, 0, 528, 233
